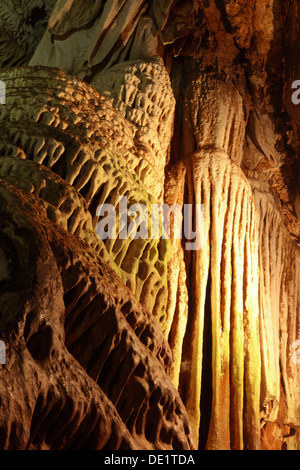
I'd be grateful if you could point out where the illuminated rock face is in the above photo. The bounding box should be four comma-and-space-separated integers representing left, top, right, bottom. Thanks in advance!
176, 153, 261, 450
0, 66, 171, 327
0, 0, 299, 450
0, 180, 193, 450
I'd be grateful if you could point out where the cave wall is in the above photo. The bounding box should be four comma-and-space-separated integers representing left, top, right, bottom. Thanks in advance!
0, 0, 299, 450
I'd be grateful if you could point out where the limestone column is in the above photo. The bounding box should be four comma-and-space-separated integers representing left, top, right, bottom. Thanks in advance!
166, 69, 261, 449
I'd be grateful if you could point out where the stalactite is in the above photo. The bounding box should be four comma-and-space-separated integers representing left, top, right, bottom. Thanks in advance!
173, 153, 261, 450
163, 162, 189, 388
163, 69, 261, 449
250, 178, 300, 437
0, 0, 299, 451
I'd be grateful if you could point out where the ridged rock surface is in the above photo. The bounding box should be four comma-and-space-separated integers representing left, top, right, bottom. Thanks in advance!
0, 179, 194, 450
0, 66, 171, 327
0, 0, 299, 451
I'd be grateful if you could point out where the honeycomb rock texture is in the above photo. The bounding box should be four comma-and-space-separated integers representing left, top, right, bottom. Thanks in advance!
0, 0, 300, 451
91, 57, 176, 201
0, 180, 194, 450
0, 66, 171, 327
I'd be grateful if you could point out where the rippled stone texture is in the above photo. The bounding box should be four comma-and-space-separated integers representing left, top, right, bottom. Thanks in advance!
0, 0, 299, 451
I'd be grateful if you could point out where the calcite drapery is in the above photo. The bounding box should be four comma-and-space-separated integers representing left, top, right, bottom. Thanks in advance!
177, 152, 261, 450
163, 70, 261, 449
250, 178, 300, 429
0, 0, 299, 451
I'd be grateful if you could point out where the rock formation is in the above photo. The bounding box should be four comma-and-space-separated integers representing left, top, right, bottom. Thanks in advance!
0, 0, 299, 450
